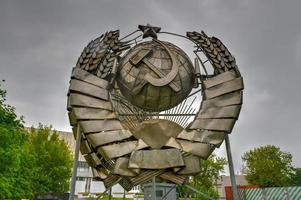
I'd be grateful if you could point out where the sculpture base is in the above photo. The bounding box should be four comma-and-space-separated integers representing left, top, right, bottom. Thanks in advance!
143, 183, 176, 200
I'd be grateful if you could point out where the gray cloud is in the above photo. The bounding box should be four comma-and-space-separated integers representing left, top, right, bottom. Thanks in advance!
1, 0, 300, 171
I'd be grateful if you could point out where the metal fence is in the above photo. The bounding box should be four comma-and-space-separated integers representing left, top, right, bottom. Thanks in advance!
238, 186, 301, 200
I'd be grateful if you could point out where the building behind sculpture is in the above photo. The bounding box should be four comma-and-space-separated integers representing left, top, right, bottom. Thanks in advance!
216, 175, 248, 199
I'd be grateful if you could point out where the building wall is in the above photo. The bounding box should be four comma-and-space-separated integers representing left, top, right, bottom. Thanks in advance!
216, 175, 248, 199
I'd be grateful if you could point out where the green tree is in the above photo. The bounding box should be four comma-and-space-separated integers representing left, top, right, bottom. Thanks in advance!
242, 145, 294, 187
177, 154, 227, 199
28, 125, 73, 196
291, 168, 301, 186
0, 82, 34, 199
0, 82, 73, 199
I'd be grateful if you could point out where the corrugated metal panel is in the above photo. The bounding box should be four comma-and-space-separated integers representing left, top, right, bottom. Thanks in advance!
237, 186, 301, 200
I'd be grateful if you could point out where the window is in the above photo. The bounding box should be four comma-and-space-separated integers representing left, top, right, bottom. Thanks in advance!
92, 177, 102, 181
156, 190, 163, 197
76, 177, 85, 181
78, 161, 90, 172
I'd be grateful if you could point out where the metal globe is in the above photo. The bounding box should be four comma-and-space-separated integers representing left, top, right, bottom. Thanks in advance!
117, 40, 195, 111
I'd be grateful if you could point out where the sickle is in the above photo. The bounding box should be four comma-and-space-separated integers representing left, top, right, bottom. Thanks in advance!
144, 39, 180, 91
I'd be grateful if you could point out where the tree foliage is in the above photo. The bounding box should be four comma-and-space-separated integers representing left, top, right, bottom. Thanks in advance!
0, 83, 73, 199
177, 154, 227, 199
242, 145, 294, 187
291, 168, 301, 186
28, 125, 73, 195
0, 82, 33, 199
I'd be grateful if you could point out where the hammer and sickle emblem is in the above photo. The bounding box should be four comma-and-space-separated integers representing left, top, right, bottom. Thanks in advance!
130, 39, 181, 92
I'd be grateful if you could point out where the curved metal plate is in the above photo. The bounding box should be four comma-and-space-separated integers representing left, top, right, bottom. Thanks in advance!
86, 130, 132, 147
132, 119, 182, 149
69, 79, 109, 100
177, 129, 225, 146
204, 77, 244, 99
98, 141, 138, 159
80, 120, 123, 133
189, 118, 236, 132
178, 155, 201, 175
197, 105, 241, 119
69, 93, 112, 110
73, 107, 117, 120
72, 67, 109, 89
128, 149, 184, 169
203, 70, 236, 89
84, 153, 101, 168
202, 91, 242, 109
113, 157, 137, 177
176, 139, 214, 159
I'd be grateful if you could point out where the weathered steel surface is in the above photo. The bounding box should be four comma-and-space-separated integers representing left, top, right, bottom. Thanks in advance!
135, 139, 149, 150
128, 149, 184, 169
189, 118, 236, 132
80, 139, 92, 155
84, 153, 101, 168
197, 105, 241, 119
71, 67, 109, 89
79, 120, 123, 133
204, 77, 244, 99
67, 27, 244, 190
69, 79, 109, 100
177, 129, 225, 146
143, 39, 181, 91
68, 111, 77, 126
203, 70, 237, 89
113, 157, 137, 177
202, 91, 242, 109
177, 139, 214, 159
69, 93, 112, 110
178, 155, 201, 175
73, 107, 117, 120
67, 96, 72, 111
132, 119, 182, 148
71, 127, 77, 139
98, 141, 137, 159
92, 167, 109, 179
117, 39, 194, 111
165, 137, 182, 149
86, 130, 132, 147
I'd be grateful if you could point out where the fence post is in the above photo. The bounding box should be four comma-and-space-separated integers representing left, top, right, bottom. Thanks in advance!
241, 188, 246, 200
285, 187, 290, 200
152, 177, 156, 200
262, 188, 267, 200
225, 134, 240, 200
108, 188, 112, 200
69, 124, 81, 200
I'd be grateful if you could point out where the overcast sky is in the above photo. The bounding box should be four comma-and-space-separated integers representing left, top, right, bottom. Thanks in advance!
1, 0, 301, 172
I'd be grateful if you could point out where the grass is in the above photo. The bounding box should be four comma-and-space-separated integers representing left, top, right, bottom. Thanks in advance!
86, 197, 133, 200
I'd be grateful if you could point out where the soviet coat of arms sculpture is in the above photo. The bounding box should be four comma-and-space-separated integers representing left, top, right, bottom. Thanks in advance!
67, 24, 244, 191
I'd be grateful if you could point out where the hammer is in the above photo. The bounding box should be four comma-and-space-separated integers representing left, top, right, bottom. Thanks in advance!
129, 48, 180, 92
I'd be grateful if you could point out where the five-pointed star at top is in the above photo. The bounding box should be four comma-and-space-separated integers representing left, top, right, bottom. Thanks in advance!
138, 24, 161, 39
